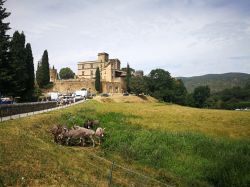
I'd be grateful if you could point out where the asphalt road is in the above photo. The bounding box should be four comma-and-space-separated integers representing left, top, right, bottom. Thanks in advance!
0, 99, 86, 123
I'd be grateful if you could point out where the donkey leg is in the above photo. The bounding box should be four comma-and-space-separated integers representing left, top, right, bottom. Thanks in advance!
97, 137, 101, 145
80, 137, 86, 146
90, 136, 95, 147
66, 137, 70, 146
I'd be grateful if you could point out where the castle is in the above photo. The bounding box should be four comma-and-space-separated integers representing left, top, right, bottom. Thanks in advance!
77, 52, 126, 93
49, 52, 127, 93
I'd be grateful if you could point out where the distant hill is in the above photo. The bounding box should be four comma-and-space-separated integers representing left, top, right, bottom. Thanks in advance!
179, 72, 250, 93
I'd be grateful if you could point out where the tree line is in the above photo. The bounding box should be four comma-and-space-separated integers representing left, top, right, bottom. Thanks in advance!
127, 68, 250, 110
127, 68, 188, 105
205, 84, 250, 109
183, 84, 250, 109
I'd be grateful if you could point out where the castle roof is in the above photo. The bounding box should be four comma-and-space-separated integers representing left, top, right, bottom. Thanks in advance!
98, 52, 109, 56
78, 61, 99, 64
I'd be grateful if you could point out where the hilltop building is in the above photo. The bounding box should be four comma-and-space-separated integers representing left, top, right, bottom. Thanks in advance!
48, 52, 127, 94
77, 52, 127, 93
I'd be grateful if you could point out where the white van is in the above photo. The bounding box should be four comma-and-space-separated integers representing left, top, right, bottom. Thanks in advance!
48, 92, 60, 101
74, 90, 88, 102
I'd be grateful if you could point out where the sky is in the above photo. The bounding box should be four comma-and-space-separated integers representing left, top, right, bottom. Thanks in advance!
5, 0, 250, 77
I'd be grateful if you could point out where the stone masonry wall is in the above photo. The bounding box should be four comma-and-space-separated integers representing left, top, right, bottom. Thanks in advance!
51, 79, 96, 93
47, 78, 125, 94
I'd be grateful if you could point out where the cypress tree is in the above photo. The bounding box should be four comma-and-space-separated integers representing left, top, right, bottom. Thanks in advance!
41, 50, 50, 87
36, 62, 43, 88
95, 67, 101, 92
25, 43, 35, 99
0, 0, 12, 96
10, 31, 28, 98
126, 63, 131, 93
36, 50, 50, 88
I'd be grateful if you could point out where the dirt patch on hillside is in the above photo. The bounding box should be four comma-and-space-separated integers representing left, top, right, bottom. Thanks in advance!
94, 94, 157, 103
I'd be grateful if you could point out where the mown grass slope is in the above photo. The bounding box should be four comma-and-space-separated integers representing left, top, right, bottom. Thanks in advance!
0, 97, 250, 186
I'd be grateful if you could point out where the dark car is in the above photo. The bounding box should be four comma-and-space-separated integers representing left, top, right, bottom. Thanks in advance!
123, 92, 129, 96
0, 97, 13, 104
101, 93, 109, 97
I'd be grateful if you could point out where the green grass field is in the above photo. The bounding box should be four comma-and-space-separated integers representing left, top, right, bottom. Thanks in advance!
0, 98, 249, 186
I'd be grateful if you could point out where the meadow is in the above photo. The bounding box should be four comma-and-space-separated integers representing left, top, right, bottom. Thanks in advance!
0, 96, 249, 186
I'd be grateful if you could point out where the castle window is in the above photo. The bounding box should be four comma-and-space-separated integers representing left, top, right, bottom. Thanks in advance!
91, 64, 93, 68
82, 64, 84, 69
91, 70, 93, 75
82, 71, 84, 75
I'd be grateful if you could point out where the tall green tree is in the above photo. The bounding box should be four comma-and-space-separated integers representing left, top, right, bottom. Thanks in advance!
36, 50, 50, 88
172, 79, 187, 105
95, 67, 101, 92
147, 69, 174, 102
59, 67, 75, 79
10, 31, 28, 98
36, 62, 43, 88
0, 0, 11, 96
41, 50, 50, 86
125, 63, 132, 93
193, 85, 210, 108
130, 76, 147, 96
25, 43, 35, 99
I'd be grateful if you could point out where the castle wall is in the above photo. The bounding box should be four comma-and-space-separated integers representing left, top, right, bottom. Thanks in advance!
51, 79, 95, 94
49, 78, 125, 94
102, 78, 126, 93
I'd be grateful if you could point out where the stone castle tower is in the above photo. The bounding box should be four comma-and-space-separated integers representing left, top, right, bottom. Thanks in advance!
98, 52, 109, 63
49, 66, 58, 82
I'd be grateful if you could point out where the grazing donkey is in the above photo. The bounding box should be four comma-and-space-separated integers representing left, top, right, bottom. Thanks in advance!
75, 126, 105, 145
95, 127, 105, 145
60, 126, 105, 147
83, 120, 100, 129
50, 125, 67, 143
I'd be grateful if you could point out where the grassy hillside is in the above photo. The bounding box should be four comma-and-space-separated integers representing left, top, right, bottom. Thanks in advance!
179, 72, 250, 93
0, 97, 250, 186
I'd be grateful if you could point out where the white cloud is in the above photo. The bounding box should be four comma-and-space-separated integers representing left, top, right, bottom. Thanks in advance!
5, 0, 250, 76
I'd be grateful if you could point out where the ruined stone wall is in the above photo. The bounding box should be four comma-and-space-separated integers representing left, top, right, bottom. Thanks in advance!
51, 79, 96, 94
47, 78, 126, 94
102, 78, 126, 93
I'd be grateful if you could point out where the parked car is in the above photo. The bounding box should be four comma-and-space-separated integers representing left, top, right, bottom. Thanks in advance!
74, 95, 84, 102
0, 97, 13, 104
123, 92, 129, 96
74, 90, 88, 99
100, 93, 109, 97
59, 95, 74, 105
